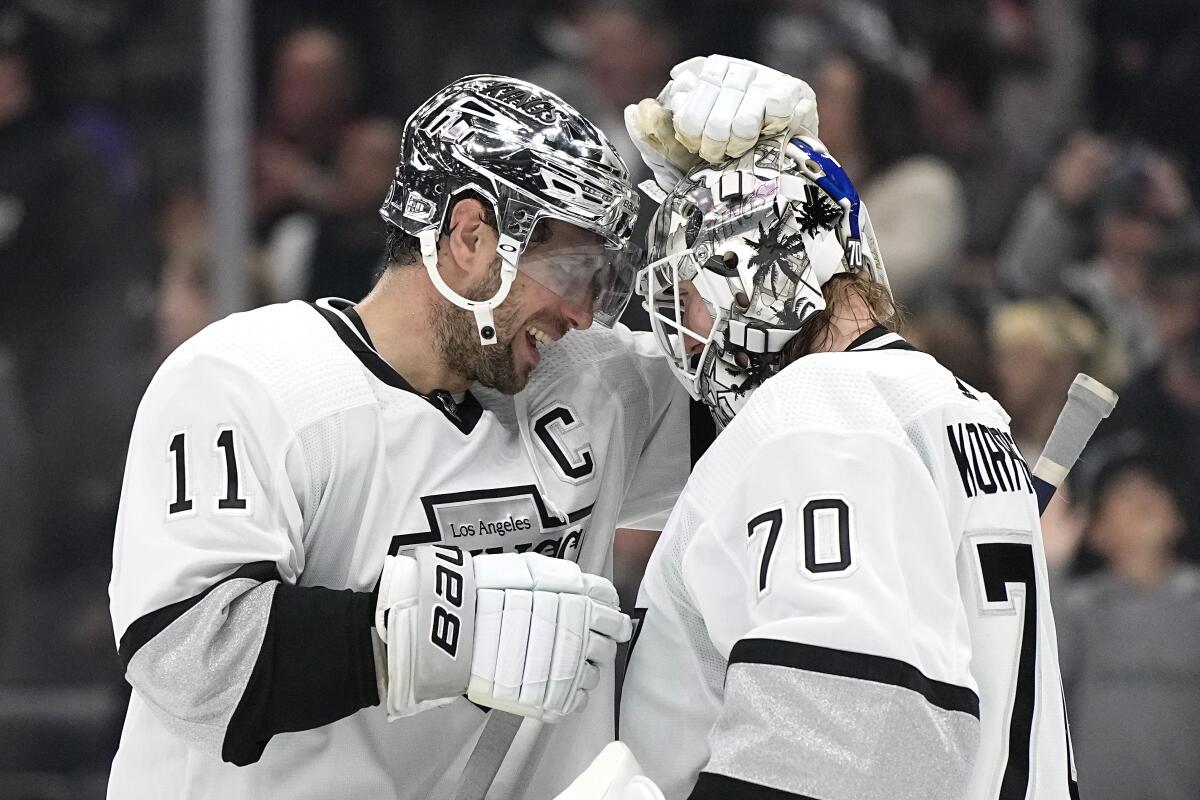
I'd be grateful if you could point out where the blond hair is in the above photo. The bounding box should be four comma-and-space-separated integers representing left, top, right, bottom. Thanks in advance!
988, 299, 1126, 388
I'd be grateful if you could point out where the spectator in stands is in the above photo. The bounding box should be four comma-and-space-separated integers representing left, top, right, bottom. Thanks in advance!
1057, 454, 1200, 800
154, 170, 272, 360
917, 20, 1040, 286
813, 51, 965, 303
1090, 0, 1200, 190
988, 298, 1122, 460
986, 0, 1091, 157
1090, 235, 1200, 558
254, 25, 360, 232
0, 2, 147, 606
0, 7, 149, 788
755, 0, 911, 89
155, 243, 215, 361
999, 134, 1195, 369
262, 117, 402, 303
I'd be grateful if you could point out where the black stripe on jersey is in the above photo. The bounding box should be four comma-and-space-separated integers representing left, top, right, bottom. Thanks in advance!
340, 303, 374, 345
568, 503, 595, 523
223, 583, 378, 765
874, 340, 918, 351
615, 607, 649, 739
730, 638, 980, 718
309, 299, 484, 434
689, 772, 820, 800
117, 560, 281, 667
845, 325, 890, 349
845, 324, 919, 353
1062, 687, 1080, 799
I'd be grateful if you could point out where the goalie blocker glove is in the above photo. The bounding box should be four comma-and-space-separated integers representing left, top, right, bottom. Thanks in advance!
374, 546, 632, 721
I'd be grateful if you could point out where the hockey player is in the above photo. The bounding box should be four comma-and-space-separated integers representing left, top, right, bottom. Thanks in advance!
107, 63, 819, 800
607, 133, 1079, 799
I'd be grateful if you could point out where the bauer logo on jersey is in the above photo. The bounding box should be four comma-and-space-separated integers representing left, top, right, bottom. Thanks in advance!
388, 485, 592, 562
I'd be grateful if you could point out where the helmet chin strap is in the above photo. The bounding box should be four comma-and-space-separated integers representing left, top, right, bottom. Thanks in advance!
420, 229, 520, 345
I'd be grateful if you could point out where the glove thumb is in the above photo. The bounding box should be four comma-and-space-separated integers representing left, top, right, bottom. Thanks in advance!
633, 99, 693, 170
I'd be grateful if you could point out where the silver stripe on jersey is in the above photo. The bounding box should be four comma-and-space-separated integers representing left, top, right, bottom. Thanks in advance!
125, 579, 277, 756
704, 661, 979, 800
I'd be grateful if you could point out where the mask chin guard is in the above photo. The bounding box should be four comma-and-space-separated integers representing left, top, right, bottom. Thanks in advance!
420, 229, 519, 345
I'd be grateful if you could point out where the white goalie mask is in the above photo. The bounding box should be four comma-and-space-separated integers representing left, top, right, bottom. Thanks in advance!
637, 136, 891, 427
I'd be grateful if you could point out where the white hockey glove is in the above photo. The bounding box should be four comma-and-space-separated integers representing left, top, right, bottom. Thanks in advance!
374, 546, 632, 722
554, 741, 666, 800
626, 54, 819, 190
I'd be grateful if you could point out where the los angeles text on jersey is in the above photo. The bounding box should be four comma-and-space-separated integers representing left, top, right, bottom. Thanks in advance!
388, 484, 592, 561
450, 513, 532, 538
945, 421, 1034, 498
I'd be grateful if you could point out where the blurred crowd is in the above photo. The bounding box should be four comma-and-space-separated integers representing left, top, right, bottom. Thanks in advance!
0, 0, 1198, 797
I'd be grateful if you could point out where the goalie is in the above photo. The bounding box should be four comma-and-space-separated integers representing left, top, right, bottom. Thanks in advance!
565, 99, 1078, 799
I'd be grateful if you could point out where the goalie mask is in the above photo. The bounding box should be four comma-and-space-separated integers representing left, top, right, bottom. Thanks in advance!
638, 136, 891, 427
381, 74, 640, 344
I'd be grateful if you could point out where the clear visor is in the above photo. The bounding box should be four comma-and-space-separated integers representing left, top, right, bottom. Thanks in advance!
516, 239, 640, 328
636, 249, 721, 400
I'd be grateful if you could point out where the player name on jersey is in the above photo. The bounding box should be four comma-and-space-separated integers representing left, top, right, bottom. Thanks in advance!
945, 421, 1034, 499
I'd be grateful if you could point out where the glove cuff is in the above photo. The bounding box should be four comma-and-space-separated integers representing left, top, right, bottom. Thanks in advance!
375, 545, 477, 715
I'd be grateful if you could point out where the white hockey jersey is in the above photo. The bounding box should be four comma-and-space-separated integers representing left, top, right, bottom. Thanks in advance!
107, 298, 688, 799
620, 327, 1077, 800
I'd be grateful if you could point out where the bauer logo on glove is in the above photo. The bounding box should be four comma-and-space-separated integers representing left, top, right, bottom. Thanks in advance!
374, 547, 632, 722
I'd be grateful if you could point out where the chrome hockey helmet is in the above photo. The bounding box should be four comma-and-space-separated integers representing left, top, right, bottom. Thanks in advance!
638, 135, 892, 426
381, 74, 639, 344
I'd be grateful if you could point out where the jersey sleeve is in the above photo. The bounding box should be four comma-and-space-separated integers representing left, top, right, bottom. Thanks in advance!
684, 426, 981, 800
110, 351, 378, 766
613, 330, 690, 530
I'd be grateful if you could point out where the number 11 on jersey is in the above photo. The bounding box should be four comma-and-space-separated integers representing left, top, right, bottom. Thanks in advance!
168, 428, 249, 516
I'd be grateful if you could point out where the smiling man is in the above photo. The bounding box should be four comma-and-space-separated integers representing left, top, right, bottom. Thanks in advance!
357, 209, 619, 398
106, 75, 678, 800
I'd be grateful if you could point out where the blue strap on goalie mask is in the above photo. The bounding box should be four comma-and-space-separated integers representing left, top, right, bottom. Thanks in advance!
788, 137, 863, 268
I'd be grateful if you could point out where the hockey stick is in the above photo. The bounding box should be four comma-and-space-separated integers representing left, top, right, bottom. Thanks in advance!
1028, 373, 1114, 800
454, 708, 558, 800
1031, 373, 1118, 514
453, 710, 527, 800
